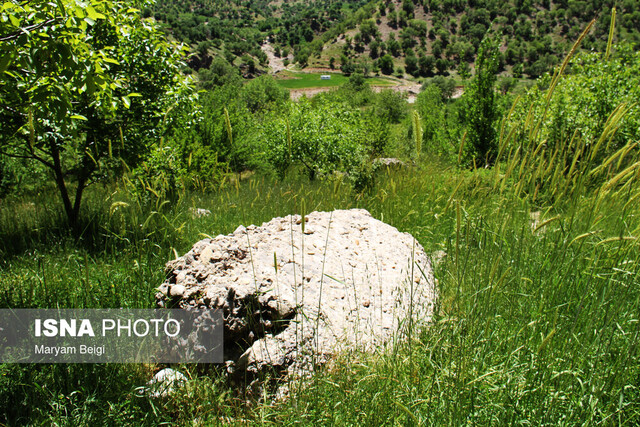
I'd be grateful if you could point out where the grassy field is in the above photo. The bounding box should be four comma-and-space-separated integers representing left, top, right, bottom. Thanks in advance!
275, 71, 395, 89
1, 147, 639, 423
1, 37, 639, 422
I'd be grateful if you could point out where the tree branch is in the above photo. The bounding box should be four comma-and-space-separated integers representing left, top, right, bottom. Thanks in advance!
0, 149, 53, 168
0, 18, 58, 42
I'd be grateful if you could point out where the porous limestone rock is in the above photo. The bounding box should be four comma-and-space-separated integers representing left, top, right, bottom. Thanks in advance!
157, 209, 436, 379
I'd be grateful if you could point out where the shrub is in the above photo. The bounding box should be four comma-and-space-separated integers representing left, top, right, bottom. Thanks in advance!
254, 99, 368, 181
131, 145, 187, 205
461, 34, 500, 165
374, 90, 408, 124
511, 44, 640, 163
240, 75, 289, 113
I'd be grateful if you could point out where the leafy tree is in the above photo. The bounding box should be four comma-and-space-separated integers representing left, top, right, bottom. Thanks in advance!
498, 76, 517, 94
379, 54, 395, 75
431, 76, 457, 100
341, 55, 355, 75
240, 76, 289, 113
387, 34, 401, 56
374, 90, 407, 124
346, 73, 367, 91
0, 0, 193, 230
387, 10, 398, 28
435, 58, 449, 74
511, 44, 640, 163
369, 40, 380, 59
458, 60, 472, 79
405, 54, 419, 76
415, 85, 449, 156
462, 34, 500, 164
257, 99, 367, 180
402, 0, 415, 17
359, 19, 378, 44
419, 54, 435, 76
198, 57, 242, 89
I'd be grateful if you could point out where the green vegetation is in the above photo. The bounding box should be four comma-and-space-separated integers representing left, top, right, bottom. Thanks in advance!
140, 0, 640, 83
148, 0, 369, 73
0, 0, 194, 230
1, 2, 640, 425
327, 0, 640, 78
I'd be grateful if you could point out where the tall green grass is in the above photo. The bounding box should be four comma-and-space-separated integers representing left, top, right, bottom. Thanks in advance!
1, 150, 638, 423
1, 22, 639, 424
239, 21, 640, 425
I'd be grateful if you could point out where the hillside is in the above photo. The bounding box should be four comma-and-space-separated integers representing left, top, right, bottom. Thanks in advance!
147, 0, 370, 75
312, 0, 640, 78
152, 0, 640, 80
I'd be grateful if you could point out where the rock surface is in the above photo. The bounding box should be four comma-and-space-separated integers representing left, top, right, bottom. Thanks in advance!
157, 209, 436, 379
189, 207, 211, 218
375, 157, 406, 168
145, 368, 188, 398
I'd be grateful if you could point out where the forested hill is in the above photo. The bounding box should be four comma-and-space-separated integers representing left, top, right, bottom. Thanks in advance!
151, 0, 640, 80
322, 0, 640, 78
147, 0, 369, 72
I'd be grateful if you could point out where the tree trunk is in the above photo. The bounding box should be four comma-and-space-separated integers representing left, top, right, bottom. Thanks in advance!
50, 139, 90, 234
50, 139, 77, 230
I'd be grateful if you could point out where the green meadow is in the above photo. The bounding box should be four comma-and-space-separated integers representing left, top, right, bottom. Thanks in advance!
275, 71, 394, 89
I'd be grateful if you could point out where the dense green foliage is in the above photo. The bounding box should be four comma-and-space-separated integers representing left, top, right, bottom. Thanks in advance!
256, 99, 370, 180
137, 0, 640, 81
326, 0, 640, 78
461, 34, 500, 164
148, 0, 369, 72
0, 0, 194, 228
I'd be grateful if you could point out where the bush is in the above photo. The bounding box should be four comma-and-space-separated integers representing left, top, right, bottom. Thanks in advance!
511, 45, 640, 163
415, 85, 451, 158
379, 54, 394, 75
240, 75, 289, 113
460, 34, 500, 165
374, 90, 407, 124
131, 145, 187, 205
254, 99, 369, 181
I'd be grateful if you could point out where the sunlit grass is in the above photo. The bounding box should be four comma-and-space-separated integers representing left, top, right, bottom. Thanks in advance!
1, 151, 638, 423
275, 71, 394, 89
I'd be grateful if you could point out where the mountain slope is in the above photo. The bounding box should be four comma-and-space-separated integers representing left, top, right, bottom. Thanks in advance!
150, 0, 640, 80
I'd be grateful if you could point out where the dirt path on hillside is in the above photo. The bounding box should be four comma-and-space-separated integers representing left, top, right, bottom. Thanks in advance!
372, 78, 422, 103
261, 42, 289, 74
289, 87, 337, 100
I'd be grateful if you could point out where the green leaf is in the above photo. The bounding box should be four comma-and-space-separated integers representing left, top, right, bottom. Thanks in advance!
70, 114, 88, 121
122, 96, 131, 109
9, 14, 20, 27
55, 0, 66, 16
86, 6, 106, 20
0, 53, 12, 75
